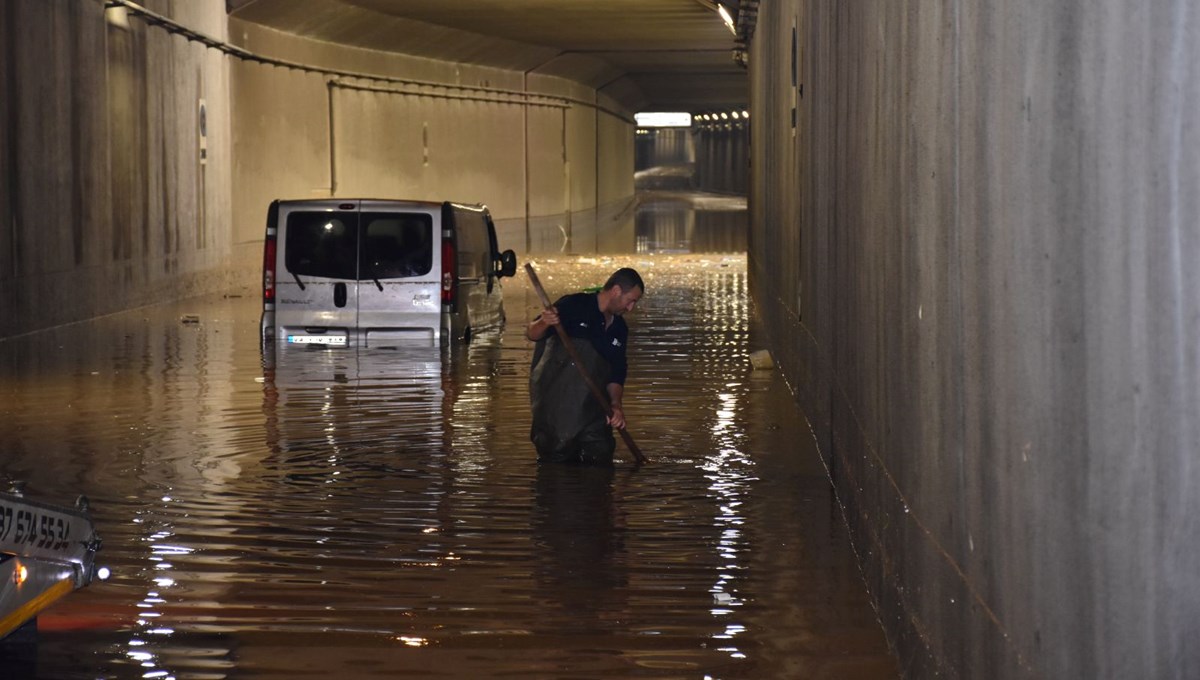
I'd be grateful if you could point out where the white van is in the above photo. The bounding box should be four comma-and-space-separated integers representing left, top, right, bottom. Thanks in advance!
260, 199, 518, 346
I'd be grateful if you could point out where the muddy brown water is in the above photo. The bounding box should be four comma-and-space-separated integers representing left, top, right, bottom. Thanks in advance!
0, 254, 897, 679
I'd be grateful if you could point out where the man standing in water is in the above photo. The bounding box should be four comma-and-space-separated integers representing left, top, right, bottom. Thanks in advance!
526, 268, 645, 465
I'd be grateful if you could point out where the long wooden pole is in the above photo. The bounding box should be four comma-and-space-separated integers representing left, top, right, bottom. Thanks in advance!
525, 263, 648, 465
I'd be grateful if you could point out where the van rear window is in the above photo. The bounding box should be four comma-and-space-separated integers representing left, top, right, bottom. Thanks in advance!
285, 213, 358, 280
361, 213, 433, 279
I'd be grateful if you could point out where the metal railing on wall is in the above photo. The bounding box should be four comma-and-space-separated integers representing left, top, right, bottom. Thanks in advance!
104, 0, 634, 123
328, 80, 566, 110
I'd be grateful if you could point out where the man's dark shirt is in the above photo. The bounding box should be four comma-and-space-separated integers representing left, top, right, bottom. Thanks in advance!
533, 292, 629, 385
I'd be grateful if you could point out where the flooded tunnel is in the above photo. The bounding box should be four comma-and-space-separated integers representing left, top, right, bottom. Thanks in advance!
1, 1, 898, 677
4, 1, 1200, 678
0, 254, 897, 677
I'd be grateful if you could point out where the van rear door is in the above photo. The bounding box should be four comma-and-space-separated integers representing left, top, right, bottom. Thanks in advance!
356, 203, 442, 345
275, 201, 360, 346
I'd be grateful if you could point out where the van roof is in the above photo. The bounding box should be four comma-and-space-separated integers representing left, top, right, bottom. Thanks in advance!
274, 198, 486, 212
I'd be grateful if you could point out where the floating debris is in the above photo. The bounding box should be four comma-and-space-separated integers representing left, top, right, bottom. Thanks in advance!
749, 349, 774, 370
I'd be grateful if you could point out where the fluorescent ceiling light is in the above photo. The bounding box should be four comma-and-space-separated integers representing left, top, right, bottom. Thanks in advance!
718, 5, 736, 35
635, 112, 693, 128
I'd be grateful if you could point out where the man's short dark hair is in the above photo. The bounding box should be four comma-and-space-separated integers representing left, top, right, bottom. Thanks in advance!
604, 268, 644, 294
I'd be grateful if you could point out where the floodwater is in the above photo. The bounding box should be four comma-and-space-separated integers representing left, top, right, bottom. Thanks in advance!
0, 212, 897, 678
635, 191, 748, 254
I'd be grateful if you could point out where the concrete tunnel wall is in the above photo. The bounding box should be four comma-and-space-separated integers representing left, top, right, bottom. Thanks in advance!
747, 1, 1200, 678
0, 0, 236, 339
228, 18, 636, 262
0, 0, 635, 339
694, 119, 750, 196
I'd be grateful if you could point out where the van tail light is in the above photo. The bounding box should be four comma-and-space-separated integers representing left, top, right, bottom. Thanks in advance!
441, 237, 456, 308
263, 235, 277, 302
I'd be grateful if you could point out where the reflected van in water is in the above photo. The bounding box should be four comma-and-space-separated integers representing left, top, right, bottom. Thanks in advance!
0, 254, 896, 679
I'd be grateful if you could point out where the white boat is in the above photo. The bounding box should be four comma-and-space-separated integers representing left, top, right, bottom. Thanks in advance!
0, 484, 106, 639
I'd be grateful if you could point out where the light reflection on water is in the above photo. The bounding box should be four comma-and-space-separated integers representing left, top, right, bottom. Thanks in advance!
635, 192, 748, 254
0, 254, 896, 678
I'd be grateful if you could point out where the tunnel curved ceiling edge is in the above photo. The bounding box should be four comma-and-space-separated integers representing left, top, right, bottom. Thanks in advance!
226, 0, 747, 113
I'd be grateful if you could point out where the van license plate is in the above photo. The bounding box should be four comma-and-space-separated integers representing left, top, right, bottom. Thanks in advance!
287, 335, 347, 346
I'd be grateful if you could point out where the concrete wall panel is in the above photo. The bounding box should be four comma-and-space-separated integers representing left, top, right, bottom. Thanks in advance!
596, 111, 635, 254
0, 0, 234, 339
525, 105, 568, 253
565, 103, 598, 251
0, 3, 10, 322
229, 20, 632, 262
748, 0, 1200, 677
694, 121, 750, 195
331, 86, 526, 213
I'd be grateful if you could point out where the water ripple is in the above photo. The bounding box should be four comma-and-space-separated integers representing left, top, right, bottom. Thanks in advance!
1, 254, 896, 679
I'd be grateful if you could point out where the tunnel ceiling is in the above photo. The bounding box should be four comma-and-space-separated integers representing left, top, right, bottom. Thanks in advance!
226, 0, 747, 113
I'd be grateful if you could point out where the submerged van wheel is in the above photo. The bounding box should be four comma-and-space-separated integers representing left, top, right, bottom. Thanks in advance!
463, 326, 472, 343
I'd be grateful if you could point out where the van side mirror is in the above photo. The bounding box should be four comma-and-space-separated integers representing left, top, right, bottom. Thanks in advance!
497, 250, 518, 278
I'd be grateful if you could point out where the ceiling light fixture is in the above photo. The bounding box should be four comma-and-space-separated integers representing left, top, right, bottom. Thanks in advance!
635, 112, 693, 128
717, 4, 737, 35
